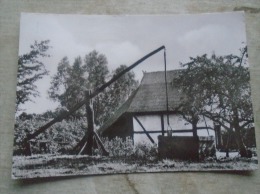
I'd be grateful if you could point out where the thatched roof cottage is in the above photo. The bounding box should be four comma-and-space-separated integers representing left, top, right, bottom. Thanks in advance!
98, 70, 216, 145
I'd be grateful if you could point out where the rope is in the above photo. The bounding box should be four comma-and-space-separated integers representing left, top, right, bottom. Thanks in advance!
203, 115, 210, 136
164, 48, 170, 126
164, 48, 172, 137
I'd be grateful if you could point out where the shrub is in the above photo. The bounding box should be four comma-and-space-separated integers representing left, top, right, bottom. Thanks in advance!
133, 141, 158, 161
13, 116, 86, 155
199, 140, 216, 161
102, 136, 134, 157
101, 137, 158, 161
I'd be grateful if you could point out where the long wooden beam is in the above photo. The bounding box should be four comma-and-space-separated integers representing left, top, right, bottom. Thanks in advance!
23, 46, 165, 143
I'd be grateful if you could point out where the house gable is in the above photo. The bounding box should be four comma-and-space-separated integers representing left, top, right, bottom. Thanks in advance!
98, 70, 183, 136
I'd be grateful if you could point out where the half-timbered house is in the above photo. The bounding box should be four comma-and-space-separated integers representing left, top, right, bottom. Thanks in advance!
98, 70, 216, 146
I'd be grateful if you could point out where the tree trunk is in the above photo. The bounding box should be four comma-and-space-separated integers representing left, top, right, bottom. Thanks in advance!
192, 120, 199, 161
225, 131, 230, 158
233, 108, 248, 157
214, 124, 222, 150
234, 126, 248, 157
225, 123, 234, 158
192, 121, 198, 138
23, 141, 32, 156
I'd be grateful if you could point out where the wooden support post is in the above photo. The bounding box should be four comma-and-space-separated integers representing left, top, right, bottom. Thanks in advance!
72, 134, 88, 154
81, 90, 94, 155
86, 90, 94, 155
93, 131, 109, 156
75, 91, 109, 156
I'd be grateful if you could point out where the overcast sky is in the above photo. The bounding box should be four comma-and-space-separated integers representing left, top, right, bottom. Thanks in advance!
18, 12, 247, 114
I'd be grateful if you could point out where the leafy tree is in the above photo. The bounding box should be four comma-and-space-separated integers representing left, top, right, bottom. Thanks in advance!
16, 40, 50, 111
109, 64, 138, 106
40, 107, 69, 120
173, 46, 254, 157
49, 51, 109, 121
49, 51, 138, 126
84, 50, 109, 88
101, 65, 139, 122
66, 56, 87, 109
48, 57, 70, 105
83, 55, 138, 125
171, 77, 204, 137
49, 56, 88, 118
83, 50, 109, 125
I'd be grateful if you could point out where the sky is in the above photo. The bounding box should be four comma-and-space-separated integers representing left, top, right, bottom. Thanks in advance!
18, 12, 247, 114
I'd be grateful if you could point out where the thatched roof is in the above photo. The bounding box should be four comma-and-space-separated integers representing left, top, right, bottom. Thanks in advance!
98, 70, 183, 134
128, 70, 182, 113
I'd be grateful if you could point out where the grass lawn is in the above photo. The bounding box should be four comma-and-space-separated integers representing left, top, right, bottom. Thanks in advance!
12, 153, 258, 179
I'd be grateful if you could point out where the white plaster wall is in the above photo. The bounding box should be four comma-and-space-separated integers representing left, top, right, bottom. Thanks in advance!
163, 114, 214, 130
133, 115, 161, 144
133, 115, 161, 132
133, 114, 215, 144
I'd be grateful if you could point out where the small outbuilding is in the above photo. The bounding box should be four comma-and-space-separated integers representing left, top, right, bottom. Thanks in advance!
98, 70, 217, 160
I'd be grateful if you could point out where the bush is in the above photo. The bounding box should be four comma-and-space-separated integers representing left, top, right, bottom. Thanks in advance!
133, 141, 158, 161
102, 137, 158, 161
199, 140, 216, 161
13, 116, 86, 155
102, 136, 134, 157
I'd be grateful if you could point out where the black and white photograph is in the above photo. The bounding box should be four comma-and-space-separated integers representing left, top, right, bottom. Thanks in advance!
12, 12, 258, 179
